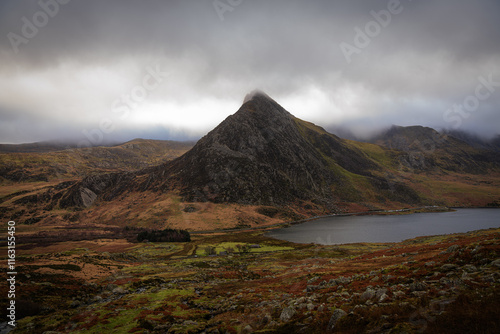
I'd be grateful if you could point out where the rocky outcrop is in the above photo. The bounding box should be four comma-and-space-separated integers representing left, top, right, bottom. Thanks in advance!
59, 172, 135, 208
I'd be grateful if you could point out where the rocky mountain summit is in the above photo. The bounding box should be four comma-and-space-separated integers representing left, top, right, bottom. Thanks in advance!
154, 90, 414, 206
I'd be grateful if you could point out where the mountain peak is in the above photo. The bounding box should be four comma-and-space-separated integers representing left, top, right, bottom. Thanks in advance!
243, 89, 269, 103
237, 90, 292, 123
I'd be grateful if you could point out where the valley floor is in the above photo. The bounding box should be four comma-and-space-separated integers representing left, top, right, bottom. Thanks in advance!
1, 227, 499, 333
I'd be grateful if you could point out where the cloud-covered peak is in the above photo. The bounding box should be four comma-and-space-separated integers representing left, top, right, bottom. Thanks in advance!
243, 89, 269, 103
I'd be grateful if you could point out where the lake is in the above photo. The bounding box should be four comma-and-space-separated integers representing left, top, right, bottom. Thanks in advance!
266, 208, 500, 245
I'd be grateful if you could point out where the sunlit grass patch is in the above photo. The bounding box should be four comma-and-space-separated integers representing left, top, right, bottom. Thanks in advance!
194, 241, 294, 256
80, 308, 141, 333
128, 242, 180, 257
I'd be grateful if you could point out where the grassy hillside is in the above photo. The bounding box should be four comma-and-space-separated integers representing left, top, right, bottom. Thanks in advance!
0, 139, 194, 184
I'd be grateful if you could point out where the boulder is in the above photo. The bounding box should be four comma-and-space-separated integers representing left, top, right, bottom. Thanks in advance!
375, 288, 388, 300
280, 307, 296, 322
327, 309, 347, 331
440, 264, 458, 272
445, 244, 460, 253
409, 281, 427, 292
242, 325, 253, 334
490, 259, 500, 268
463, 264, 478, 272
112, 287, 127, 294
361, 287, 376, 301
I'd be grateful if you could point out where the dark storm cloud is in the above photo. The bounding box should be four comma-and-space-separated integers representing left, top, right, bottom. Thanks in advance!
0, 0, 499, 143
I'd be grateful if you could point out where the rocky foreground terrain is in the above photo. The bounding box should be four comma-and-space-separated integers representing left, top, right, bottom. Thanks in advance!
2, 225, 499, 333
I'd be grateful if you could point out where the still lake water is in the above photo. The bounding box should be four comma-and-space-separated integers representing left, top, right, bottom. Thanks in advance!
266, 209, 500, 245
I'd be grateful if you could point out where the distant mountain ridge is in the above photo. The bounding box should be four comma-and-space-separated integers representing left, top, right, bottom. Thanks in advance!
370, 125, 500, 173
0, 139, 194, 183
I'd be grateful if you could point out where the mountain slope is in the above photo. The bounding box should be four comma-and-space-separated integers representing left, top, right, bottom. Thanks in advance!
0, 139, 194, 183
57, 91, 419, 212
371, 125, 500, 173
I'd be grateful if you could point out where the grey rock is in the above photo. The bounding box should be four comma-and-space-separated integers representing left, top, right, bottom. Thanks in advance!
382, 275, 394, 282
490, 259, 500, 268
327, 309, 347, 331
461, 272, 471, 281
361, 287, 376, 301
80, 187, 97, 208
463, 264, 478, 272
412, 291, 427, 297
378, 293, 389, 302
112, 287, 127, 294
306, 285, 319, 292
90, 295, 103, 303
70, 300, 81, 308
267, 321, 279, 328
446, 244, 460, 253
242, 325, 253, 334
440, 277, 452, 285
471, 245, 483, 254
375, 288, 388, 300
336, 276, 351, 285
280, 307, 296, 322
409, 281, 427, 292
307, 276, 319, 284
440, 264, 459, 272
393, 291, 405, 299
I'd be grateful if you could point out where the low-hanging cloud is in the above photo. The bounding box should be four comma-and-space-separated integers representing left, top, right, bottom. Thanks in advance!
0, 0, 499, 144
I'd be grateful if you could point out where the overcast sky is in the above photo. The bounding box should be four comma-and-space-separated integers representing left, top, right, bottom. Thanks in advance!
1, 0, 499, 144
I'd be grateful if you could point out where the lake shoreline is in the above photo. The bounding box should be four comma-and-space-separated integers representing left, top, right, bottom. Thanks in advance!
191, 205, 453, 235
265, 207, 500, 245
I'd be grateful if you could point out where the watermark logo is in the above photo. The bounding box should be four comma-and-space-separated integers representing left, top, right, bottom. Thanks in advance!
7, 0, 71, 54
443, 74, 500, 129
213, 0, 244, 21
339, 0, 408, 64
6, 220, 17, 328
